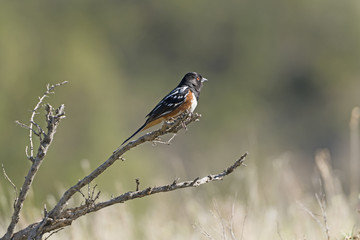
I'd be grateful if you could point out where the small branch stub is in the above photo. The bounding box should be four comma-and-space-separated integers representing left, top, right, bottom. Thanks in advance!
135, 179, 140, 191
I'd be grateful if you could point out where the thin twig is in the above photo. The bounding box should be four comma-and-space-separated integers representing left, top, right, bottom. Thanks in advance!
30, 121, 46, 139
1, 164, 18, 202
44, 228, 64, 240
25, 146, 31, 161
152, 133, 177, 145
15, 121, 40, 137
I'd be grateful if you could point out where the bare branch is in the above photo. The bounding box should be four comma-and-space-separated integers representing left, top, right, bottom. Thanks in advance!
11, 153, 247, 239
28, 81, 68, 161
3, 81, 248, 240
48, 111, 201, 219
2, 82, 67, 240
88, 153, 247, 211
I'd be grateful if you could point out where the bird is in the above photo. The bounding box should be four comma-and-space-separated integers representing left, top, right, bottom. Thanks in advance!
121, 72, 207, 145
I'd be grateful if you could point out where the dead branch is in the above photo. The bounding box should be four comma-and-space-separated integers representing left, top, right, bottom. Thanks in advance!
11, 154, 247, 239
1, 82, 248, 240
47, 111, 202, 220
2, 82, 67, 240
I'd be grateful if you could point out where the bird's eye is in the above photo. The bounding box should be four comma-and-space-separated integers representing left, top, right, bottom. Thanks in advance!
196, 77, 200, 81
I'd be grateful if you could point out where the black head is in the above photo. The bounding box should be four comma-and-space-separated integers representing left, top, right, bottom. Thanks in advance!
178, 72, 208, 94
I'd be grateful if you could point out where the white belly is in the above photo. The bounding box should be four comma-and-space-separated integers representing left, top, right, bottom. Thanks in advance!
189, 93, 198, 112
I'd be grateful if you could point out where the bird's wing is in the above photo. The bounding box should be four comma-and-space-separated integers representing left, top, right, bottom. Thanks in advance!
146, 86, 189, 121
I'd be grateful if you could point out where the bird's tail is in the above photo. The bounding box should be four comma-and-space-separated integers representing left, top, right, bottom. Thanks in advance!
121, 122, 147, 146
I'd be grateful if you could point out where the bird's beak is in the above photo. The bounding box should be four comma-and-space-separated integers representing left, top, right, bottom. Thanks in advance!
201, 77, 208, 83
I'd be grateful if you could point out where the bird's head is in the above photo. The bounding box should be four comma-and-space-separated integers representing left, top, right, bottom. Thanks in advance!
179, 72, 208, 92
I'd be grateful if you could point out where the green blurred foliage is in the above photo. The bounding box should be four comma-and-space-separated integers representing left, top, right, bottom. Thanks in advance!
0, 0, 360, 208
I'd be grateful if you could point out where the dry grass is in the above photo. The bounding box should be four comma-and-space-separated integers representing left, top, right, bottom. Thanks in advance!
1, 149, 359, 240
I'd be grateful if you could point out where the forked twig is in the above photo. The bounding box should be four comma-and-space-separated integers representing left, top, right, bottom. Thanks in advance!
2, 82, 67, 240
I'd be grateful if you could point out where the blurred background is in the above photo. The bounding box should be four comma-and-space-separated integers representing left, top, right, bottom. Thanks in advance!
1, 0, 360, 239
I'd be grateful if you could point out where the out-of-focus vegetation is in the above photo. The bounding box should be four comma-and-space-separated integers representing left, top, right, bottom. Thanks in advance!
1, 0, 360, 239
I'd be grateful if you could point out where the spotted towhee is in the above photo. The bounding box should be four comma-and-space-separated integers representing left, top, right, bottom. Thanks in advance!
121, 72, 207, 145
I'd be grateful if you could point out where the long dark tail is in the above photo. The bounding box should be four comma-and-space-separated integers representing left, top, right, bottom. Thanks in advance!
121, 122, 147, 146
